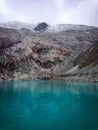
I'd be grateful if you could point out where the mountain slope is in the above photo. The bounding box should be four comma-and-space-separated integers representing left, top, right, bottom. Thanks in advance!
73, 41, 98, 69
0, 21, 34, 30
0, 24, 98, 81
0, 27, 21, 49
56, 41, 98, 81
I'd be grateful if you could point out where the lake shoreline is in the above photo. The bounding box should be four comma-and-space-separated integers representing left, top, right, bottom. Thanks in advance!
0, 77, 98, 83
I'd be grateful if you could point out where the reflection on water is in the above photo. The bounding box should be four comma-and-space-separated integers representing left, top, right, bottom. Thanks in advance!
0, 80, 98, 130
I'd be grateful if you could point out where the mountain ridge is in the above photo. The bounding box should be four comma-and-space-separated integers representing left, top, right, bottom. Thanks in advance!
0, 23, 98, 81
0, 21, 98, 32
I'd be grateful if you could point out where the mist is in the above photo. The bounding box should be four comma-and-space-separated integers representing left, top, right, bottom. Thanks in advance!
0, 0, 98, 26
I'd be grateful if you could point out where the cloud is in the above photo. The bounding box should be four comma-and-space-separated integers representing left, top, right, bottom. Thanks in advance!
0, 0, 10, 22
0, 0, 98, 26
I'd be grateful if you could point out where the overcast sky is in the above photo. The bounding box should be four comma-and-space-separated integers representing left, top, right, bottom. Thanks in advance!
0, 0, 98, 26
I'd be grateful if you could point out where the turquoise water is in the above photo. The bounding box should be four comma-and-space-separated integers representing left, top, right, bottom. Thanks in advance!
0, 81, 98, 130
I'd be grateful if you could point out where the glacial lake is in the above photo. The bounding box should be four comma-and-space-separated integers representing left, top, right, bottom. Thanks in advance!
0, 80, 98, 130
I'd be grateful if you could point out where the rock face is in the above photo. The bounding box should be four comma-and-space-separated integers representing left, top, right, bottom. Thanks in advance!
31, 44, 70, 69
0, 24, 98, 81
0, 38, 14, 49
56, 41, 98, 82
73, 41, 98, 69
0, 27, 22, 49
0, 27, 22, 42
0, 27, 22, 50
0, 39, 70, 80
34, 22, 48, 31
19, 28, 34, 36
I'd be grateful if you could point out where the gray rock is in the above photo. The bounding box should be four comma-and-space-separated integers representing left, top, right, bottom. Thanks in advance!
0, 24, 98, 81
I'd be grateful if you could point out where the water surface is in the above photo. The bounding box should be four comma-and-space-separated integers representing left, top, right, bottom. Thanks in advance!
0, 80, 98, 130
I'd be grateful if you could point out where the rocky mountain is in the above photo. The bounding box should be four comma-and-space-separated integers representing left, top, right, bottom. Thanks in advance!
0, 27, 21, 49
34, 22, 48, 31
19, 28, 34, 36
56, 41, 98, 81
73, 42, 98, 69
47, 24, 98, 33
0, 21, 35, 31
0, 23, 98, 81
